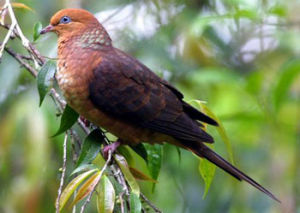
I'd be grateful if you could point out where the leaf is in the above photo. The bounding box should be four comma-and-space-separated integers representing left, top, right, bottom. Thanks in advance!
130, 144, 148, 163
130, 193, 141, 213
198, 157, 216, 199
190, 100, 234, 197
70, 164, 98, 177
71, 170, 102, 206
269, 5, 287, 17
233, 9, 258, 20
76, 129, 104, 167
97, 175, 115, 213
33, 22, 42, 41
117, 146, 134, 166
59, 169, 98, 210
176, 147, 182, 163
53, 105, 79, 137
273, 60, 300, 112
37, 60, 56, 106
143, 144, 162, 181
192, 100, 234, 164
115, 154, 140, 195
109, 177, 125, 195
129, 167, 157, 183
12, 2, 34, 12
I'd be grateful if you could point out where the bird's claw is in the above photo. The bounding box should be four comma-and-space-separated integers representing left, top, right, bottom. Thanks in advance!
102, 140, 121, 159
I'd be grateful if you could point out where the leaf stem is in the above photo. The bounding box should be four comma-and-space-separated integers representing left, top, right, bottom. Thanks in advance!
80, 150, 112, 213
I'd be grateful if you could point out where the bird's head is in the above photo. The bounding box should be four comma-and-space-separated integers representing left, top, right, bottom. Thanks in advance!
41, 9, 111, 46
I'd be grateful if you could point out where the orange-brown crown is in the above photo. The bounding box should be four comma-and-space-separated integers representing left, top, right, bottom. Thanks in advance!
41, 8, 112, 47
50, 9, 98, 27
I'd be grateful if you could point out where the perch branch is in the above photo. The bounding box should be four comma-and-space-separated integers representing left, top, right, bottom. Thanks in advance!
0, 2, 162, 212
56, 133, 69, 213
3, 45, 38, 76
141, 192, 162, 213
0, 0, 44, 66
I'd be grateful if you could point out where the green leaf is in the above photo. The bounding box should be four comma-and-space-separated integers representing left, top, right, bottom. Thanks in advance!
109, 177, 125, 195
130, 144, 148, 163
233, 9, 258, 20
129, 167, 157, 183
71, 164, 98, 176
33, 22, 42, 41
115, 154, 140, 195
144, 144, 162, 181
97, 175, 115, 213
37, 60, 56, 106
176, 147, 181, 163
71, 170, 102, 206
198, 157, 216, 199
59, 169, 98, 210
53, 105, 79, 137
130, 193, 141, 213
192, 100, 234, 164
273, 60, 300, 112
269, 5, 287, 17
76, 129, 104, 167
117, 146, 134, 166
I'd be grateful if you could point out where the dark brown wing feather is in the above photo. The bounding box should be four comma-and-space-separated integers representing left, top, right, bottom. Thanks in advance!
89, 48, 215, 143
88, 48, 279, 202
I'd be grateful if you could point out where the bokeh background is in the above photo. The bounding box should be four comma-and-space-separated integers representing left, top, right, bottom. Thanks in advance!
0, 0, 299, 212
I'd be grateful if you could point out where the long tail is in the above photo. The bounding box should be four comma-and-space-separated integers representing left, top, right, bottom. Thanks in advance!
192, 143, 280, 202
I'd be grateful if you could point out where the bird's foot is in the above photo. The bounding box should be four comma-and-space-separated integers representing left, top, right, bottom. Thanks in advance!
80, 116, 90, 127
102, 140, 121, 159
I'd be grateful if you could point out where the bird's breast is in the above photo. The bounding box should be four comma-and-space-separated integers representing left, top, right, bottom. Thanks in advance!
55, 45, 175, 145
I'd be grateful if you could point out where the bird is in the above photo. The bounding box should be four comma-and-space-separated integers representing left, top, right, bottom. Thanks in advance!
40, 8, 279, 202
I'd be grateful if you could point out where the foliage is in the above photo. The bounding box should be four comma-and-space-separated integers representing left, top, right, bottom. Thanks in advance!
0, 0, 299, 212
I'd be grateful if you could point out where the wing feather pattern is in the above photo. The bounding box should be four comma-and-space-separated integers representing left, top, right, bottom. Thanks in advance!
89, 49, 216, 143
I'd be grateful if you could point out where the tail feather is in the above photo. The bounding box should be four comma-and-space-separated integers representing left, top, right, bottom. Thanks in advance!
193, 144, 280, 202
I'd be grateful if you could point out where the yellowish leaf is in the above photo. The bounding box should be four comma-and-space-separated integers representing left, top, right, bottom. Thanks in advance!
129, 167, 157, 183
12, 3, 34, 12
59, 169, 98, 210
71, 170, 102, 207
191, 100, 234, 164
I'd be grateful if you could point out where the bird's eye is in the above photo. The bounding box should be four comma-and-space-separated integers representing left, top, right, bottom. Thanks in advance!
59, 16, 71, 24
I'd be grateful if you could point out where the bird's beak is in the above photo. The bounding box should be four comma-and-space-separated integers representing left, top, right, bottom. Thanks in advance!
40, 25, 54, 34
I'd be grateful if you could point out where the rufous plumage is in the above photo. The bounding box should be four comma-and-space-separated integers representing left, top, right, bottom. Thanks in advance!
41, 8, 279, 202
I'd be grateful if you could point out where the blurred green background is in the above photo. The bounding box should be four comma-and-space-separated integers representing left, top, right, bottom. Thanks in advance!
0, 0, 299, 212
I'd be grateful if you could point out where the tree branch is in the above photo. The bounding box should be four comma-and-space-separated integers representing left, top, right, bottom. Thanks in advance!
141, 192, 162, 213
3, 45, 38, 76
0, 2, 162, 212
56, 133, 69, 213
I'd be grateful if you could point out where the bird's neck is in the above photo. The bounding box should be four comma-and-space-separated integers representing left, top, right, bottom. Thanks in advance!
58, 27, 112, 52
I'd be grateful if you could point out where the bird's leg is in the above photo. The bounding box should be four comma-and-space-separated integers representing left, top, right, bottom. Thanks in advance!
102, 139, 121, 158
80, 116, 90, 127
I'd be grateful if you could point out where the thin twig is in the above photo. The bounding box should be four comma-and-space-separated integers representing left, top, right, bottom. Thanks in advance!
0, 3, 162, 212
0, 3, 16, 58
56, 133, 69, 213
80, 150, 113, 213
0, 0, 44, 66
141, 192, 162, 213
110, 164, 129, 196
119, 191, 125, 213
77, 118, 91, 135
4, 45, 38, 76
